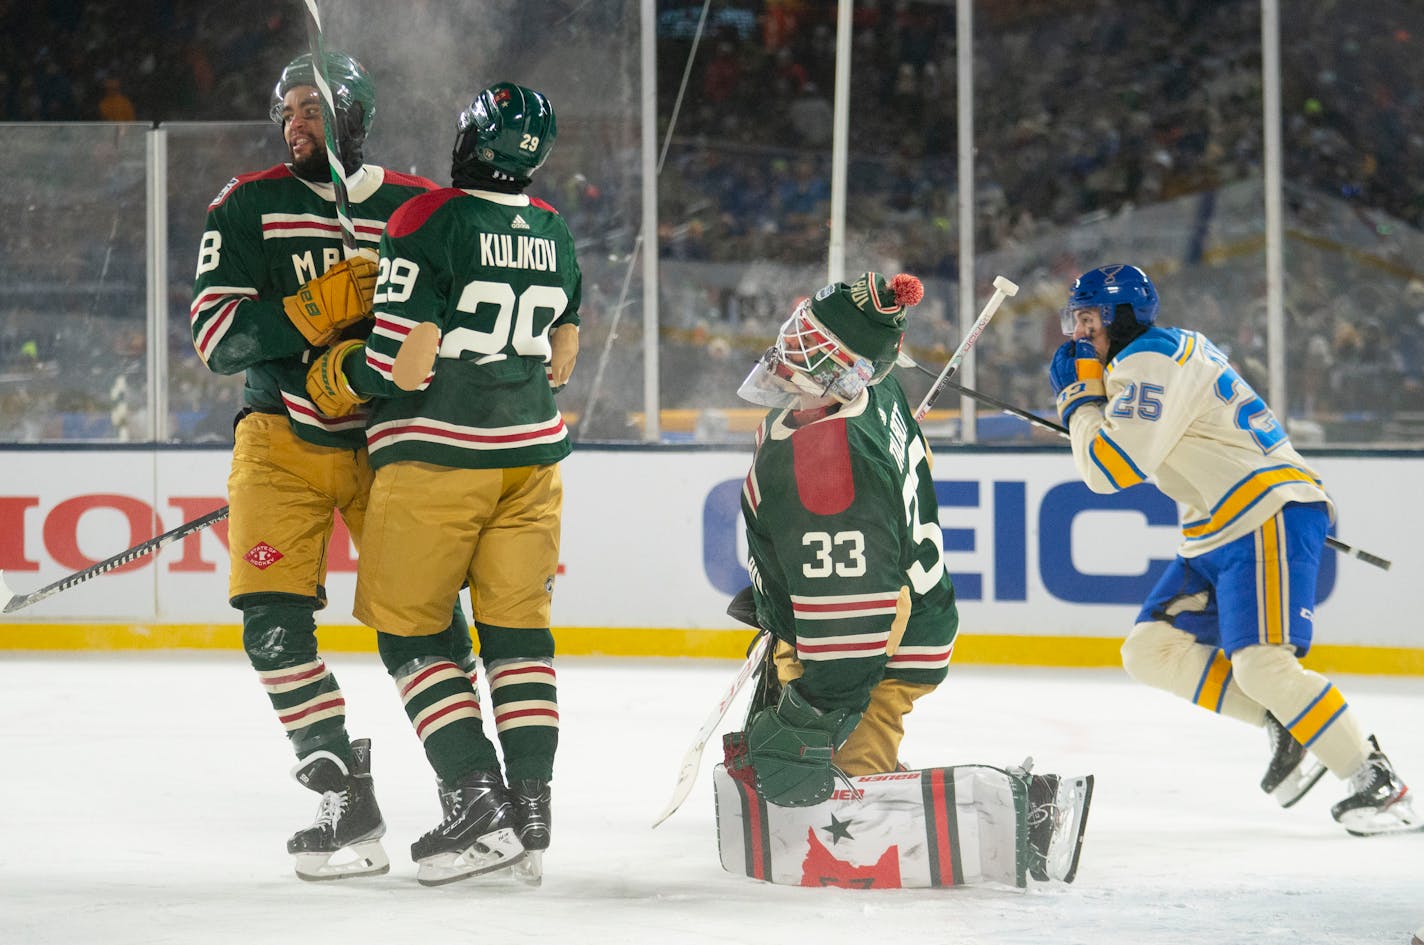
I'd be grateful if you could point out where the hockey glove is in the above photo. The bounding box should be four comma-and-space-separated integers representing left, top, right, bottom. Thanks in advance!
549, 323, 580, 390
1049, 339, 1106, 424
746, 681, 861, 807
282, 256, 379, 347
306, 338, 370, 417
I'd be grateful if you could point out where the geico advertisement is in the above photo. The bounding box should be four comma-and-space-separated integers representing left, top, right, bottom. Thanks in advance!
0, 449, 1413, 646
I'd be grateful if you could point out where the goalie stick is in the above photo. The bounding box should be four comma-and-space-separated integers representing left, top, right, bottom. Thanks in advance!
903, 361, 1394, 572
0, 506, 230, 614
652, 630, 770, 827
914, 275, 1019, 421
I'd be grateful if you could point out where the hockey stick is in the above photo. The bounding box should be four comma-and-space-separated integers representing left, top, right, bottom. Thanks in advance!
907, 366, 1393, 571
652, 630, 771, 827
0, 505, 231, 614
914, 275, 1019, 421
301, 0, 358, 257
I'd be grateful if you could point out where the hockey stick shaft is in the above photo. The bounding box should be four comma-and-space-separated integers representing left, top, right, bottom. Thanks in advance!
930, 374, 1392, 571
301, 0, 358, 256
0, 505, 230, 614
652, 631, 771, 827
914, 275, 1019, 421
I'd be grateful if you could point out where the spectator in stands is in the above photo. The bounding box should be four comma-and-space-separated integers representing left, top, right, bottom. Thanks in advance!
96, 75, 135, 122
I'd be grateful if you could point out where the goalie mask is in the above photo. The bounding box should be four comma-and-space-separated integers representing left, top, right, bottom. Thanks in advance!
738, 272, 924, 409
269, 50, 375, 175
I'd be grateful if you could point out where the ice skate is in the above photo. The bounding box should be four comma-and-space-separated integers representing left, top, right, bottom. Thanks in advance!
1331, 736, 1424, 837
1260, 713, 1326, 808
287, 738, 390, 881
509, 779, 551, 886
1026, 772, 1094, 883
412, 770, 526, 886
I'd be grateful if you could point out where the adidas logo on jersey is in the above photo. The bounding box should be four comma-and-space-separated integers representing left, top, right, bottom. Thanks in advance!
511, 214, 530, 230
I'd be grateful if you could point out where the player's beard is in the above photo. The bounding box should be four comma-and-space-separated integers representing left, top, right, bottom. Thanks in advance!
289, 146, 332, 183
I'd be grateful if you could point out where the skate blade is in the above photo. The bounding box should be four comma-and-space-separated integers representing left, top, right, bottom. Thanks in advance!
1270, 759, 1327, 809
294, 840, 391, 881
416, 827, 526, 887
512, 851, 543, 887
1338, 791, 1424, 836
1046, 774, 1094, 884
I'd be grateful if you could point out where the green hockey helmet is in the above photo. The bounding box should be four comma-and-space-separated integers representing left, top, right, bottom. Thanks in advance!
452, 82, 557, 184
269, 50, 376, 141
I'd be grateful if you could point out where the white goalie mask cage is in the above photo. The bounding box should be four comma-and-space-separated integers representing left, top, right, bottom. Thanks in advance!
737, 298, 881, 409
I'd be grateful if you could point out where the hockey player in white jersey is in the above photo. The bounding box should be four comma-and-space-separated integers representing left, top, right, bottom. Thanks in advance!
1049, 263, 1419, 836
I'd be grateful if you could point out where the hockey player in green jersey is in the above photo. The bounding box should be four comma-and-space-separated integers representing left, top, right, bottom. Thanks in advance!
732, 271, 958, 805
717, 274, 1095, 888
190, 50, 462, 881
303, 82, 579, 886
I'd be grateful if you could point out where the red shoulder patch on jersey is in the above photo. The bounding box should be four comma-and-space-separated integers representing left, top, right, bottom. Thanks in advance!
386, 188, 466, 239
791, 418, 855, 515
528, 195, 561, 215
208, 164, 291, 209
381, 169, 441, 192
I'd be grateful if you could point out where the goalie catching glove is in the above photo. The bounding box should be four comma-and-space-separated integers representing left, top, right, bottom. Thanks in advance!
306, 338, 369, 417
746, 681, 861, 807
282, 256, 378, 346
1048, 339, 1106, 424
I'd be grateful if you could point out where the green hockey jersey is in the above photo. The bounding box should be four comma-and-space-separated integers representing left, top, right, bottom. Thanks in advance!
190, 163, 438, 448
741, 375, 958, 714
344, 186, 582, 471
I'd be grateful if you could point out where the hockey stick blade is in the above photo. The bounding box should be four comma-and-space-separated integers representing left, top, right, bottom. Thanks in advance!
652, 632, 771, 828
1, 506, 230, 614
914, 274, 1018, 421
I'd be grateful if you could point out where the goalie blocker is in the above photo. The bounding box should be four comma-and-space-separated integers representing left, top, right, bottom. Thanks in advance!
715, 742, 1092, 889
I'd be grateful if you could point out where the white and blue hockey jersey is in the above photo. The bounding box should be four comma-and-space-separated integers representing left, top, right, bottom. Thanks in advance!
1065, 326, 1333, 556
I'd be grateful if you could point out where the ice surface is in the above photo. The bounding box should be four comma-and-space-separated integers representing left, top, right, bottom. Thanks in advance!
2, 653, 1420, 945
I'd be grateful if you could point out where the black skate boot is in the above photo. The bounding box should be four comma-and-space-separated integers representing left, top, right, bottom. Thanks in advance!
411, 770, 525, 886
1025, 773, 1059, 882
509, 779, 551, 886
1024, 770, 1094, 883
1330, 736, 1424, 836
510, 779, 552, 851
286, 738, 390, 881
1260, 713, 1326, 808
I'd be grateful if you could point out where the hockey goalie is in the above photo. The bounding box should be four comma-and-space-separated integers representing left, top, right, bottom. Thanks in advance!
716, 271, 1093, 889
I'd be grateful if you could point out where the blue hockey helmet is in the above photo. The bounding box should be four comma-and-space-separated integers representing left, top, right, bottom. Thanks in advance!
1060, 264, 1159, 335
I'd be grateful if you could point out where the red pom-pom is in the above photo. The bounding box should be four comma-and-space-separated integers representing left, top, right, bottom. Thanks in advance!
890, 273, 924, 307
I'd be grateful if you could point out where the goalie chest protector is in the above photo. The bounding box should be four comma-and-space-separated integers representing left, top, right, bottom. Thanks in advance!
713, 763, 1028, 888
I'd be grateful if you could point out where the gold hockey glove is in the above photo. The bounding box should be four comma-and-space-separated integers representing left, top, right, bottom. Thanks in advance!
306, 338, 369, 417
282, 256, 378, 347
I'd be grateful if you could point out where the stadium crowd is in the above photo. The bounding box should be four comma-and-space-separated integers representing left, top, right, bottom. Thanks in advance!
2, 0, 1422, 441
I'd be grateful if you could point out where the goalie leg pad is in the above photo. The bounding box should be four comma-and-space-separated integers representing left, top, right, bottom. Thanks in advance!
713, 762, 1032, 888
